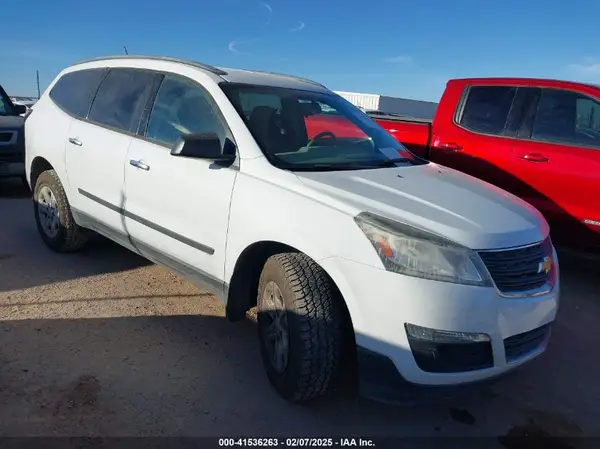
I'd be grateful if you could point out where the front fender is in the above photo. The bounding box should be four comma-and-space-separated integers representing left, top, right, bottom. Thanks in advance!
224, 171, 380, 329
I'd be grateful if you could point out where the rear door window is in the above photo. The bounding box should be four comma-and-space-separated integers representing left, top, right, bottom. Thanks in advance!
531, 89, 600, 149
49, 69, 107, 118
458, 86, 517, 135
88, 68, 158, 133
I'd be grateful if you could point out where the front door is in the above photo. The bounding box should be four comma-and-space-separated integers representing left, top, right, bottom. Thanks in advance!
123, 73, 238, 294
430, 85, 520, 195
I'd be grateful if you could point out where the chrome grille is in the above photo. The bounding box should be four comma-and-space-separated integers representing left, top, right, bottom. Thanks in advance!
478, 238, 554, 295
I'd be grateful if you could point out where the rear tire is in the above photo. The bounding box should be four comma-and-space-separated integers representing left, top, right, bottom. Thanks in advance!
257, 252, 345, 403
33, 170, 89, 252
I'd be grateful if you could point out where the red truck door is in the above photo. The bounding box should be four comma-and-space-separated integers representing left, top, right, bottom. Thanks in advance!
430, 85, 527, 195
509, 87, 600, 247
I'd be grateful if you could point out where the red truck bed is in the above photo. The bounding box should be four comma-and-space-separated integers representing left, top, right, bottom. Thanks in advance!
365, 112, 432, 159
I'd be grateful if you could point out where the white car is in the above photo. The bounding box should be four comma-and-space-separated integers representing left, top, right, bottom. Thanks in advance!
25, 56, 559, 404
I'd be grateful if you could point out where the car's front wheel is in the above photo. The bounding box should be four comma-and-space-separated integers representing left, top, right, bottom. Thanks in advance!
33, 169, 89, 252
257, 252, 346, 402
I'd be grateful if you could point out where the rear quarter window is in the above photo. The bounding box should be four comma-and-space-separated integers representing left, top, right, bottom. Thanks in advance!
49, 68, 107, 118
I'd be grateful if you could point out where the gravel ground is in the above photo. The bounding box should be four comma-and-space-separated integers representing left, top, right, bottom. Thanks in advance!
1, 178, 599, 446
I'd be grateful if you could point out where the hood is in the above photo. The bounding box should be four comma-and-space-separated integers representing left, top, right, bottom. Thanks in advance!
0, 115, 25, 130
294, 163, 549, 250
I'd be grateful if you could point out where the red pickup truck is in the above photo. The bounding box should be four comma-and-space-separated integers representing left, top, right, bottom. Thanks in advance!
366, 78, 600, 252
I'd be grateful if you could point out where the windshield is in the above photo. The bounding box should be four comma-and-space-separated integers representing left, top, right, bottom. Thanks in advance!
221, 83, 427, 171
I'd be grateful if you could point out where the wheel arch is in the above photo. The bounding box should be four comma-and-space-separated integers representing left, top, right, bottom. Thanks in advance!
226, 240, 298, 321
29, 156, 76, 206
29, 156, 54, 190
225, 240, 356, 333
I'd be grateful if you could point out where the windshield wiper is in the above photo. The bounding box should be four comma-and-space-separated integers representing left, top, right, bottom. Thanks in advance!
283, 158, 419, 172
294, 163, 370, 172
373, 157, 415, 167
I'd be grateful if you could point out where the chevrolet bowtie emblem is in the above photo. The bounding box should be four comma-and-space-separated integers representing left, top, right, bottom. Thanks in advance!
538, 256, 553, 275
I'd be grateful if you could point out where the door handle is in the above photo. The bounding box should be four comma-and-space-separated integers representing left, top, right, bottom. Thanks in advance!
432, 138, 463, 152
129, 159, 150, 171
519, 153, 549, 163
68, 137, 82, 146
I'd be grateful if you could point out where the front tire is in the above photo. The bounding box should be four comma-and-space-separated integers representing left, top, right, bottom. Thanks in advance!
33, 170, 89, 252
257, 252, 345, 402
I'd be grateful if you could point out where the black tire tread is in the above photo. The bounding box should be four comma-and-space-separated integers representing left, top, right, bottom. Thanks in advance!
34, 170, 89, 252
258, 252, 344, 402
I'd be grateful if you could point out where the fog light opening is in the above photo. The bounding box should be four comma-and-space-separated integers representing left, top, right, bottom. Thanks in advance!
405, 323, 493, 373
405, 323, 490, 343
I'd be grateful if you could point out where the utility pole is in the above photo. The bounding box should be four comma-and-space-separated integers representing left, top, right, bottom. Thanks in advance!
123, 46, 129, 55
36, 70, 40, 99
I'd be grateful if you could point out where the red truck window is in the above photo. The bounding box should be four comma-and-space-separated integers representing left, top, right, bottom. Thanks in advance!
303, 105, 368, 140
531, 88, 600, 150
458, 86, 517, 136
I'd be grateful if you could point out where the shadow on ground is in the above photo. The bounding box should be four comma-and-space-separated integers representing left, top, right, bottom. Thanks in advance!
0, 277, 598, 443
0, 181, 150, 292
1, 178, 599, 445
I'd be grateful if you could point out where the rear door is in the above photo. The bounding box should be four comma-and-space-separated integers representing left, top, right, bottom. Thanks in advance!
38, 68, 107, 191
430, 85, 521, 194
510, 87, 600, 245
66, 68, 160, 235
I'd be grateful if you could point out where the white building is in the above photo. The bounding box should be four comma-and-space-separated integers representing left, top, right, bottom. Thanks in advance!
334, 91, 438, 120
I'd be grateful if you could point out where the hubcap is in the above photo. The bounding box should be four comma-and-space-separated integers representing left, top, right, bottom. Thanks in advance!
37, 186, 60, 239
262, 281, 289, 373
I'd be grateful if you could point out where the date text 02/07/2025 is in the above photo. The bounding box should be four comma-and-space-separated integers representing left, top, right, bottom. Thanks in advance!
217, 438, 376, 447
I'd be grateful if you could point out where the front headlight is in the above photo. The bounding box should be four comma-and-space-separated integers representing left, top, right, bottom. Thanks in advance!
355, 212, 492, 286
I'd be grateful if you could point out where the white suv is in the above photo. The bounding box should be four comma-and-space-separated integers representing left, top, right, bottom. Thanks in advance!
25, 56, 559, 404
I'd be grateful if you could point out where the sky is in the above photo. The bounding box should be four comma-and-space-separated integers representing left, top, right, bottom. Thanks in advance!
2, 0, 600, 102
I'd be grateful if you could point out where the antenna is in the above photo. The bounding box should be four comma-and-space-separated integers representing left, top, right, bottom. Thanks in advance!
123, 46, 129, 55
36, 70, 41, 98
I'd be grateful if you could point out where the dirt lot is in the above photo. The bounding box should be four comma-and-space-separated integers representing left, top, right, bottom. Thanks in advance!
1, 178, 599, 445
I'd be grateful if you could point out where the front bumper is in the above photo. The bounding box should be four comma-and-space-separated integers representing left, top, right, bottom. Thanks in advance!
319, 251, 559, 403
356, 345, 520, 405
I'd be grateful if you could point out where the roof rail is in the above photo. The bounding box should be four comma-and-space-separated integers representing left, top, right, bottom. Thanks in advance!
246, 69, 327, 88
74, 55, 228, 77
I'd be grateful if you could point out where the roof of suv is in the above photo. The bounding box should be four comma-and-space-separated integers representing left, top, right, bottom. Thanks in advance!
74, 55, 330, 93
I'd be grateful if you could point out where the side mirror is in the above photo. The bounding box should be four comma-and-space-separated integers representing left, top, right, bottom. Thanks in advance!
14, 104, 27, 115
171, 132, 236, 163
